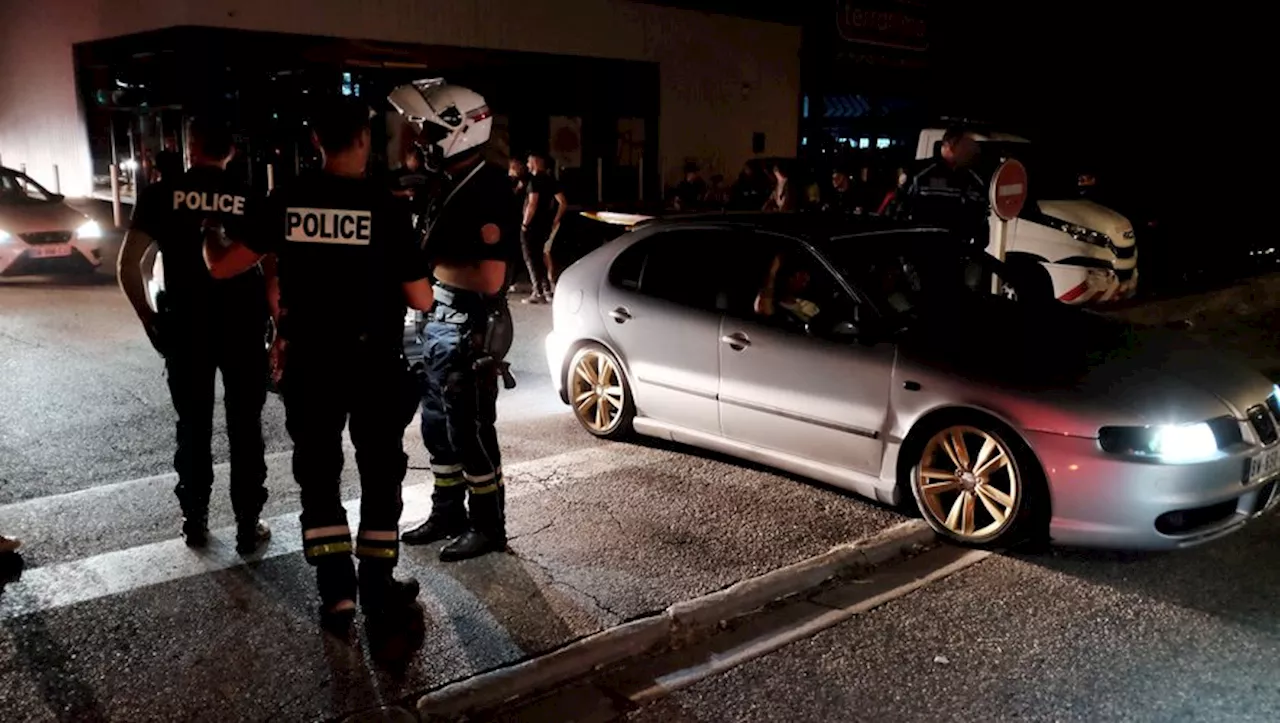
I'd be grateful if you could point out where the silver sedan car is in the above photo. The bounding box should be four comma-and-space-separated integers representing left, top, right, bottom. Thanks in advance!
544, 213, 1280, 550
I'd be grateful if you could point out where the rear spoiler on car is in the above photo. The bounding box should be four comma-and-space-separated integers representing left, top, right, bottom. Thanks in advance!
579, 211, 654, 228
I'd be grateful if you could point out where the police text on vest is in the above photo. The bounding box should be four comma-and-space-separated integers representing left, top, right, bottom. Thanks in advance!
173, 190, 246, 215
285, 208, 372, 245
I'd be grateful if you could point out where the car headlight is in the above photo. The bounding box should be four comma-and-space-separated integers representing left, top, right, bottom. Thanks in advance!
1047, 218, 1111, 248
76, 220, 103, 240
1098, 422, 1221, 463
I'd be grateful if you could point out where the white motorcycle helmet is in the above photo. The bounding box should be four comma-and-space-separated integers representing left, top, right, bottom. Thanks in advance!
388, 78, 492, 170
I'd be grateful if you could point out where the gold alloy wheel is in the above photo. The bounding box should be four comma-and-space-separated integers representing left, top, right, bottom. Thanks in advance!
570, 350, 625, 433
917, 425, 1020, 540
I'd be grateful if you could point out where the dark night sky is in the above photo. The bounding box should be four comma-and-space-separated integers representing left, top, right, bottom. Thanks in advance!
929, 0, 1261, 235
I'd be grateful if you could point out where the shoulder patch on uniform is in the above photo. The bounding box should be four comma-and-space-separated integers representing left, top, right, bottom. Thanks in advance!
285, 208, 372, 245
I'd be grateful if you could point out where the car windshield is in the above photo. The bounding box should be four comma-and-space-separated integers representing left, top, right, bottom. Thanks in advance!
0, 170, 56, 204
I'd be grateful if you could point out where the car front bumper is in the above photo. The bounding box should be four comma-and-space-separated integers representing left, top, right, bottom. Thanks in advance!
1029, 430, 1280, 550
0, 242, 101, 276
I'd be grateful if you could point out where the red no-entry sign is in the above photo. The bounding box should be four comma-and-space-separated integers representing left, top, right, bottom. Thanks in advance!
990, 159, 1028, 221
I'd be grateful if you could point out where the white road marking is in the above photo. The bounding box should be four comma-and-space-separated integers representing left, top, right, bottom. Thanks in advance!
0, 444, 664, 620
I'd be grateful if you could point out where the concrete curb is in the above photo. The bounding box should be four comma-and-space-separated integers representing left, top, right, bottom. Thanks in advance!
411, 520, 935, 721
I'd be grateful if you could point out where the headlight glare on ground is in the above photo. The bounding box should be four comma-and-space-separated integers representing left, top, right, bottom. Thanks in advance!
0, 228, 11, 244
1099, 422, 1219, 462
76, 220, 103, 239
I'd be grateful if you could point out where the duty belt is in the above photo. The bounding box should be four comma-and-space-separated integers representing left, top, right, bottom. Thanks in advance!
428, 283, 516, 390
430, 282, 496, 324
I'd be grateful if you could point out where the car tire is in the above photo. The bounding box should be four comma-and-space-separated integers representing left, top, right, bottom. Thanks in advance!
565, 344, 634, 439
908, 414, 1047, 548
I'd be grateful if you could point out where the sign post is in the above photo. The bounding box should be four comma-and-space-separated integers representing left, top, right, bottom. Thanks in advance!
988, 158, 1028, 294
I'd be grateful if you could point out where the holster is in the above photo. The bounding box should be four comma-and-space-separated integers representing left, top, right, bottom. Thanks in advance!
475, 299, 516, 390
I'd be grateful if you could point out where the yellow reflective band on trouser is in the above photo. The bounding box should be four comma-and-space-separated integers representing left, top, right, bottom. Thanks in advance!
355, 529, 399, 560
468, 472, 503, 496
304, 541, 353, 559
434, 475, 466, 488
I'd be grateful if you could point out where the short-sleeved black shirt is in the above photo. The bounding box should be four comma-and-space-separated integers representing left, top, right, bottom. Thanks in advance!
129, 166, 265, 318
423, 161, 519, 267
245, 173, 428, 347
526, 171, 562, 232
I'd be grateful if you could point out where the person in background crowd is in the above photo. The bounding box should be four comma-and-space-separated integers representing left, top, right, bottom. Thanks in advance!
521, 152, 566, 304
672, 162, 707, 212
764, 161, 799, 212
730, 161, 768, 211
824, 165, 857, 214
877, 166, 908, 216
155, 140, 184, 183
703, 173, 730, 208
506, 156, 531, 293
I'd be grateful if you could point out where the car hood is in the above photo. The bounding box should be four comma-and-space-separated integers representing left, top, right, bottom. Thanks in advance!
1037, 199, 1134, 248
0, 201, 87, 234
898, 299, 1272, 436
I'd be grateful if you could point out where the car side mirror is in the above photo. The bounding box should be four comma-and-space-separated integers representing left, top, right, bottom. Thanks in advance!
807, 318, 869, 343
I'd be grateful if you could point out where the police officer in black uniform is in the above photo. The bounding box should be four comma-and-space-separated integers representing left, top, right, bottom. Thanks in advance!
118, 116, 271, 554
891, 126, 990, 243
388, 79, 518, 561
204, 97, 435, 626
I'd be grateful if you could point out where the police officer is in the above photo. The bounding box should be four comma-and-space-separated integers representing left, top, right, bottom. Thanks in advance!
204, 97, 435, 626
891, 126, 989, 242
388, 79, 518, 561
118, 117, 271, 554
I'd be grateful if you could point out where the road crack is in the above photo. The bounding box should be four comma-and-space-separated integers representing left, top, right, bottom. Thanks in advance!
510, 548, 623, 621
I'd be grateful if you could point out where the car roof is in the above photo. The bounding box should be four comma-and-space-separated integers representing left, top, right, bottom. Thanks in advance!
635, 211, 948, 245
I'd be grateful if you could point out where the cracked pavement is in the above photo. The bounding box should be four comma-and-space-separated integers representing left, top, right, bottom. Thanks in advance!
0, 273, 904, 722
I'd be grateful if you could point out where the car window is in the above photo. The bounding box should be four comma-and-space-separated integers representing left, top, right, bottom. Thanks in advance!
823, 230, 1011, 322
608, 243, 646, 292
730, 234, 861, 336
612, 229, 747, 312
0, 172, 52, 203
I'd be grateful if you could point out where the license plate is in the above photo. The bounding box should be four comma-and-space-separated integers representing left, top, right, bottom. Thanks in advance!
30, 244, 72, 259
1249, 446, 1280, 483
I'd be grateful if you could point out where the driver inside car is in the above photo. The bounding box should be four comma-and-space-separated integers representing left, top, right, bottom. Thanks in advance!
754, 252, 821, 327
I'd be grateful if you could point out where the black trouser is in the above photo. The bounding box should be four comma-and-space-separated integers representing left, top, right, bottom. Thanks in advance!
520, 225, 552, 295
419, 285, 507, 537
163, 308, 268, 523
282, 338, 418, 604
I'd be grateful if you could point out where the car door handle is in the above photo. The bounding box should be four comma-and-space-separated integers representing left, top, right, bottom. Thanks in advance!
720, 332, 751, 350
609, 307, 632, 323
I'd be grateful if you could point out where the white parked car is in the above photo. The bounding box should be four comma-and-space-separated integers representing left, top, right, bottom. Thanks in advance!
915, 129, 1137, 305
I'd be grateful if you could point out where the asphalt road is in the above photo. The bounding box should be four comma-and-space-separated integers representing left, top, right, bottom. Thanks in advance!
0, 270, 904, 722
626, 512, 1280, 723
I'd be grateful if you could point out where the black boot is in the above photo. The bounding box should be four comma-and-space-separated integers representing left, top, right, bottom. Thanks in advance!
181, 513, 209, 548
358, 563, 420, 615
236, 519, 272, 555
317, 558, 358, 632
440, 488, 507, 562
402, 485, 468, 545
